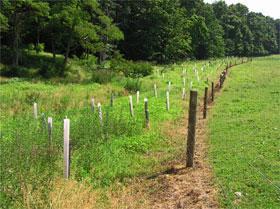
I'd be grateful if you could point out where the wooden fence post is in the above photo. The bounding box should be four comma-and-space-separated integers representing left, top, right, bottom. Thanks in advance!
154, 84, 158, 98
33, 102, 38, 119
91, 97, 95, 112
166, 91, 170, 111
211, 82, 214, 102
97, 102, 103, 124
219, 74, 223, 88
129, 95, 134, 117
64, 119, 70, 179
186, 90, 198, 167
203, 87, 208, 119
144, 98, 150, 128
136, 91, 140, 104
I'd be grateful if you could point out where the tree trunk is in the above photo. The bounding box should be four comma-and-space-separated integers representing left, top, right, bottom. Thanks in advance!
51, 39, 56, 61
99, 51, 106, 63
13, 14, 20, 67
36, 28, 40, 54
14, 35, 19, 67
64, 41, 71, 65
277, 23, 280, 54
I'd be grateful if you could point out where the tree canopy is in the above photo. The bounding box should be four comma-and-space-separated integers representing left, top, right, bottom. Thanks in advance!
0, 0, 279, 67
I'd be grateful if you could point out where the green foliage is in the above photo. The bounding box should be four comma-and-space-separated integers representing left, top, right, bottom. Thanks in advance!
123, 61, 153, 78
27, 43, 35, 51
91, 69, 116, 84
212, 2, 278, 57
117, 0, 192, 63
109, 56, 153, 78
124, 78, 142, 92
0, 11, 8, 31
188, 15, 209, 59
49, 0, 123, 64
276, 19, 280, 54
0, 0, 279, 79
0, 50, 65, 78
247, 13, 278, 56
35, 43, 45, 54
72, 55, 98, 71
0, 0, 50, 66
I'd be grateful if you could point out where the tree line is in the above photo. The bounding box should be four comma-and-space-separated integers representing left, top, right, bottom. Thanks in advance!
0, 0, 279, 67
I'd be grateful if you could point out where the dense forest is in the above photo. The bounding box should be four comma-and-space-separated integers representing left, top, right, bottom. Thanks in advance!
0, 0, 279, 79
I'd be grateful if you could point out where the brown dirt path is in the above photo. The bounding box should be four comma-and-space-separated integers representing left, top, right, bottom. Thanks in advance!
144, 103, 219, 209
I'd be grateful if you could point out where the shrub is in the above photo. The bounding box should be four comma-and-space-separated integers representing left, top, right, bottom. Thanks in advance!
0, 77, 25, 84
0, 65, 34, 77
124, 78, 141, 92
72, 55, 98, 71
110, 57, 153, 78
35, 43, 45, 54
124, 61, 153, 78
91, 69, 116, 84
27, 43, 35, 51
64, 65, 88, 83
38, 61, 60, 78
25, 92, 41, 105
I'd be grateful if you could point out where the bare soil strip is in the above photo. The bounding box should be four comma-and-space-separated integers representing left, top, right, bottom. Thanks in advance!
145, 105, 219, 209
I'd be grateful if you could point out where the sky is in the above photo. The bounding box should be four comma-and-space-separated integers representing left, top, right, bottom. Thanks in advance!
204, 0, 280, 19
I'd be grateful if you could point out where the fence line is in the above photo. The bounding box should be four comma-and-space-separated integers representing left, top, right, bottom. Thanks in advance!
26, 58, 248, 178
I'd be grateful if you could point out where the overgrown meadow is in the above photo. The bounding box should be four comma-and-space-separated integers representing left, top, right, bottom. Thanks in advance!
0, 58, 242, 208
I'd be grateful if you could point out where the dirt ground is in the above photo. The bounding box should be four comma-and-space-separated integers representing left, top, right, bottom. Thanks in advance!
146, 106, 219, 209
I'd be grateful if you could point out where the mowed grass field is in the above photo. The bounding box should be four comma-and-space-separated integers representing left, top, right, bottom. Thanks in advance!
1, 57, 239, 208
209, 55, 280, 208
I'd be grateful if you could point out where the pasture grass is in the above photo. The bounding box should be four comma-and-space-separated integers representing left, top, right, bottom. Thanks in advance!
209, 55, 280, 208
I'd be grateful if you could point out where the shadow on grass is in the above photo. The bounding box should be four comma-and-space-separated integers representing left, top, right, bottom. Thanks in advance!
1, 49, 65, 78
